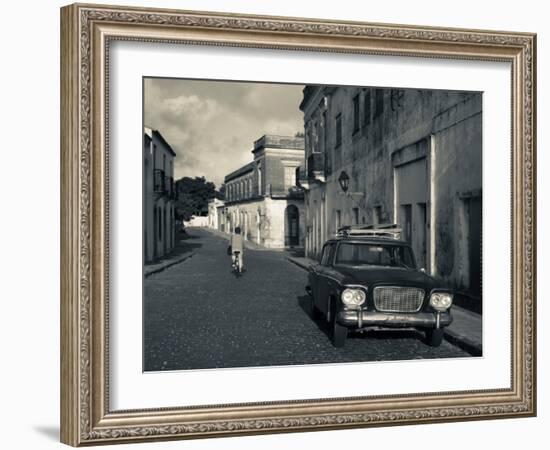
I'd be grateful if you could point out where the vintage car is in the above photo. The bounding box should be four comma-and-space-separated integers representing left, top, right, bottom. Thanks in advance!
306, 225, 453, 348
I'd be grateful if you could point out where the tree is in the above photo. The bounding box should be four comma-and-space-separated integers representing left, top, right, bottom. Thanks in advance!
174, 176, 217, 221
217, 183, 226, 200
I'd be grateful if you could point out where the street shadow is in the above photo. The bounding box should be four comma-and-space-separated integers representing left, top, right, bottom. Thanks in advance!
297, 295, 428, 345
144, 232, 202, 268
286, 247, 305, 258
179, 230, 201, 240
297, 294, 332, 338
33, 425, 59, 441
351, 328, 426, 343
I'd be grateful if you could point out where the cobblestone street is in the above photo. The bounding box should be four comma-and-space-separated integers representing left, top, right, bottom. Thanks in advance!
144, 228, 470, 371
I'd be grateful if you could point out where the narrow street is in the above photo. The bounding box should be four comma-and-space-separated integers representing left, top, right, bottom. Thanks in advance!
144, 228, 470, 371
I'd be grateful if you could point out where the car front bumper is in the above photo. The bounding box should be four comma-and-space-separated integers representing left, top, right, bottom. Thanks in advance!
337, 310, 452, 329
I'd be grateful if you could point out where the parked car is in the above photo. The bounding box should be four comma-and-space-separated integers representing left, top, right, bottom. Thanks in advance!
306, 225, 453, 347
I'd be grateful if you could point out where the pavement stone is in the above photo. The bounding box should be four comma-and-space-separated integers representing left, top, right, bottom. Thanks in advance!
287, 255, 482, 356
143, 228, 472, 371
144, 231, 199, 277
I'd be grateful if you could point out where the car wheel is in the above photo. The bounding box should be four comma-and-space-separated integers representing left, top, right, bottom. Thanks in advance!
330, 301, 347, 348
426, 328, 444, 347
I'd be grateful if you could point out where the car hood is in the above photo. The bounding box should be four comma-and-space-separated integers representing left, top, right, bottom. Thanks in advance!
336, 266, 436, 289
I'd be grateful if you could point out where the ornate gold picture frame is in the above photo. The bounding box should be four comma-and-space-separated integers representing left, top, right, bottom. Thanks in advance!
60, 3, 536, 446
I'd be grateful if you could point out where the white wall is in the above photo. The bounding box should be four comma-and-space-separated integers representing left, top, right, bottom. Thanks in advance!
0, 1, 547, 450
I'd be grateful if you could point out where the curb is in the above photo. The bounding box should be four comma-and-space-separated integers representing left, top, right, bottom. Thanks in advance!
287, 256, 312, 271
287, 256, 482, 356
443, 329, 482, 356
144, 253, 194, 277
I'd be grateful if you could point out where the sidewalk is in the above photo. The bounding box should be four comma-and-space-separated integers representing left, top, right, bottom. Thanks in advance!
144, 233, 196, 277
287, 256, 482, 356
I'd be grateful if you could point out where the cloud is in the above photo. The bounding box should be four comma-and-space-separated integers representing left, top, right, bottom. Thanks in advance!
144, 78, 305, 187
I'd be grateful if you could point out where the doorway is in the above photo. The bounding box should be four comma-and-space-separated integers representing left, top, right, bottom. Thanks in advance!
467, 196, 482, 297
285, 205, 300, 247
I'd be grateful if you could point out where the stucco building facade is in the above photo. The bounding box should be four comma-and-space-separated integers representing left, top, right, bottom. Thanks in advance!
143, 127, 177, 263
207, 198, 225, 231
299, 86, 482, 297
224, 135, 306, 249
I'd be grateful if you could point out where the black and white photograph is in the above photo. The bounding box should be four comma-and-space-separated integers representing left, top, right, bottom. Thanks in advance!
142, 78, 483, 372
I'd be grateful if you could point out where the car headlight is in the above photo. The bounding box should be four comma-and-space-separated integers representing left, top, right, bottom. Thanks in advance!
341, 288, 366, 308
429, 292, 453, 311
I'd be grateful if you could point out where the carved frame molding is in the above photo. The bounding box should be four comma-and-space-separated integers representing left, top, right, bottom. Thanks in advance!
60, 3, 536, 446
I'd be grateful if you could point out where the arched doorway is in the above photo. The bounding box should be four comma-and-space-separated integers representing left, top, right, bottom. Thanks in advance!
285, 205, 300, 247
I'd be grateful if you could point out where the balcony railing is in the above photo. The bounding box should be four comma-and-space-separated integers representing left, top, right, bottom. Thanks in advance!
154, 169, 175, 199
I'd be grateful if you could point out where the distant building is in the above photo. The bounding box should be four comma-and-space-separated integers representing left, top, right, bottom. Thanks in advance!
207, 198, 225, 230
299, 86, 482, 297
183, 216, 209, 227
143, 127, 177, 263
224, 135, 305, 249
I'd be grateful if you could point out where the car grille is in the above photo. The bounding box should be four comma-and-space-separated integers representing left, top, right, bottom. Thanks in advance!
373, 287, 425, 312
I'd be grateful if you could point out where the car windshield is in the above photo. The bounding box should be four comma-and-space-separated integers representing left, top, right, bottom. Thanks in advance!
335, 242, 416, 269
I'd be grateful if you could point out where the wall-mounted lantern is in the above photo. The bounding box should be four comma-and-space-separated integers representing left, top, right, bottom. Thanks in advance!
338, 170, 350, 193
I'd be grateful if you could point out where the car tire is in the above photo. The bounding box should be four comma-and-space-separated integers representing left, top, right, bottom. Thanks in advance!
426, 328, 444, 347
330, 301, 347, 348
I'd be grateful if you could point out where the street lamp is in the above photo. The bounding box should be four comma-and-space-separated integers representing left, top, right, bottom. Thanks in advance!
338, 170, 350, 193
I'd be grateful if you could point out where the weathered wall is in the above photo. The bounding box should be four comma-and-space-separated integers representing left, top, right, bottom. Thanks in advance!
143, 129, 176, 263
302, 87, 482, 293
224, 136, 306, 249
225, 198, 305, 249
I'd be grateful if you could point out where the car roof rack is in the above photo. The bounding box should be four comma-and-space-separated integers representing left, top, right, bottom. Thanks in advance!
335, 223, 402, 240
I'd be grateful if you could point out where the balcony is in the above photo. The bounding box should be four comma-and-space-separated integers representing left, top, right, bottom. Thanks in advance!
154, 169, 175, 199
307, 153, 325, 182
266, 184, 305, 200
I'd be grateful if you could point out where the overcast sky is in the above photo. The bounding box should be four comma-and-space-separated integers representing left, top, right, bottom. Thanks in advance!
144, 78, 305, 187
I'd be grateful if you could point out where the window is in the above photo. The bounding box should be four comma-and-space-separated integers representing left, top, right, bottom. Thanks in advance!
374, 89, 384, 118
284, 166, 296, 191
335, 113, 342, 147
353, 94, 360, 133
363, 90, 371, 126
257, 162, 262, 195
153, 207, 158, 241
353, 207, 359, 225
158, 207, 163, 241
321, 244, 333, 266
335, 243, 415, 269
312, 121, 319, 153
307, 126, 313, 154
373, 206, 382, 224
